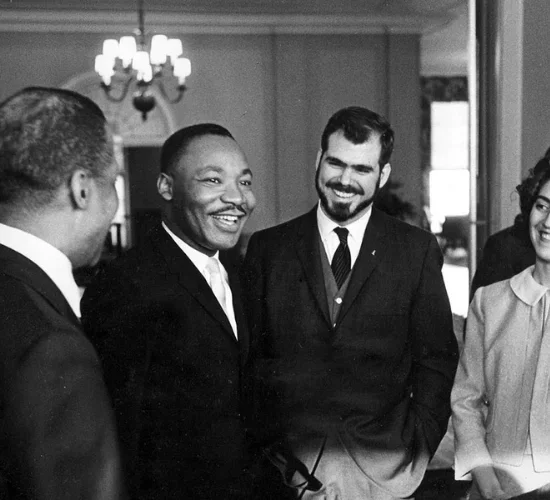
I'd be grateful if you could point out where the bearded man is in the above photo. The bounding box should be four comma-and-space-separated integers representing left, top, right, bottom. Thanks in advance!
243, 106, 458, 500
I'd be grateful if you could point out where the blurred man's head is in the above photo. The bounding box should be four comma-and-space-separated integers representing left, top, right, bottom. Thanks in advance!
157, 123, 256, 256
0, 87, 119, 267
316, 106, 394, 225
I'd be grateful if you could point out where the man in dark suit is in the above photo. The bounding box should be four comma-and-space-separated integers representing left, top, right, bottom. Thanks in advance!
243, 106, 459, 499
0, 87, 123, 499
81, 124, 257, 500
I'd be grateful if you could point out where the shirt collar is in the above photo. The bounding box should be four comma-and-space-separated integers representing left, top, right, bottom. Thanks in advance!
316, 202, 372, 245
0, 222, 82, 317
511, 265, 550, 306
162, 221, 219, 275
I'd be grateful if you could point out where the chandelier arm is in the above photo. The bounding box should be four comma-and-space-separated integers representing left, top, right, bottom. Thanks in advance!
101, 76, 134, 103
156, 79, 187, 104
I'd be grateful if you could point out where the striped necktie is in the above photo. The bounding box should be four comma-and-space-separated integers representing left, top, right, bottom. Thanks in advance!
331, 227, 351, 289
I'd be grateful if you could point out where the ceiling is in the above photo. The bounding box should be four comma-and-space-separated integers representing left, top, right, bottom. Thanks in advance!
0, 0, 469, 75
2, 0, 465, 17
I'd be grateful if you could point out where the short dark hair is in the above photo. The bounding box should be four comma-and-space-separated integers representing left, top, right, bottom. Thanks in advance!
0, 86, 113, 208
160, 123, 234, 174
516, 150, 550, 229
320, 106, 394, 167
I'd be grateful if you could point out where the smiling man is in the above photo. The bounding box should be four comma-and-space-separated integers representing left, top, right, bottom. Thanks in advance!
243, 107, 458, 499
81, 124, 256, 500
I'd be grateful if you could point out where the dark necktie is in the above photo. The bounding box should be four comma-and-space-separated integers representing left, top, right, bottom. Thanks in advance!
331, 227, 351, 289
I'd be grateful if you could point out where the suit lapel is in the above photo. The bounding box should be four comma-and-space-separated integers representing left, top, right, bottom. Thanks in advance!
295, 209, 331, 327
0, 244, 81, 328
225, 264, 249, 362
337, 208, 387, 325
150, 226, 237, 342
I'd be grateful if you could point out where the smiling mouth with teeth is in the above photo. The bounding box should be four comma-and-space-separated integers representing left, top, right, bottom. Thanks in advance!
212, 214, 241, 225
333, 189, 356, 199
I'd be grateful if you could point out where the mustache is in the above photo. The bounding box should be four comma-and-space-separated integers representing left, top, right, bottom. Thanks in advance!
325, 181, 364, 196
210, 205, 248, 216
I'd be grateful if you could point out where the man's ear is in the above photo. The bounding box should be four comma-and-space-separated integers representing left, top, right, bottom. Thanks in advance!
379, 163, 391, 189
315, 149, 323, 171
69, 169, 93, 209
157, 173, 173, 201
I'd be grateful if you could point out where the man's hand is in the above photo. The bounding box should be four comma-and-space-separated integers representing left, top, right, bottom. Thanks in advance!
508, 482, 550, 499
472, 465, 506, 499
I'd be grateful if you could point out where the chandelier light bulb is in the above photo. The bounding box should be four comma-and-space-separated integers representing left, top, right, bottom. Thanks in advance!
167, 39, 183, 63
94, 54, 106, 75
139, 64, 153, 83
150, 34, 168, 65
132, 50, 150, 72
95, 55, 115, 85
95, 54, 112, 77
103, 39, 119, 60
101, 73, 114, 86
119, 36, 137, 68
173, 57, 191, 84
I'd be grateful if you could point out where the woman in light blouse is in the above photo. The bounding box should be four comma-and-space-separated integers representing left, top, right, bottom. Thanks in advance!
452, 157, 550, 500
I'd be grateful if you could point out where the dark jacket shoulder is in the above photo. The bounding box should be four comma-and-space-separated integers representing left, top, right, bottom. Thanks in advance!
470, 222, 535, 297
249, 207, 435, 251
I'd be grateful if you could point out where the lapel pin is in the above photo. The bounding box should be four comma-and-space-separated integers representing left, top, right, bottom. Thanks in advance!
372, 250, 376, 256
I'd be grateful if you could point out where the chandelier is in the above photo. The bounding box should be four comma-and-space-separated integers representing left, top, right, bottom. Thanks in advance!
94, 0, 191, 120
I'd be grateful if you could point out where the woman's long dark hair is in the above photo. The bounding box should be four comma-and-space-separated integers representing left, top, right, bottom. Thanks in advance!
514, 150, 550, 239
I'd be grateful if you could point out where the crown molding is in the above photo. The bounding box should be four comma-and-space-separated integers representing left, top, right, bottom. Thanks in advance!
0, 9, 450, 35
421, 57, 468, 77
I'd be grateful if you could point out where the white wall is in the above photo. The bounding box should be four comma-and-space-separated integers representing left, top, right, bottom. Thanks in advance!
521, 0, 550, 178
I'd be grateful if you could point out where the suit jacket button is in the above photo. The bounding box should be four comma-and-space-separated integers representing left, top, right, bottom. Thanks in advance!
335, 297, 342, 304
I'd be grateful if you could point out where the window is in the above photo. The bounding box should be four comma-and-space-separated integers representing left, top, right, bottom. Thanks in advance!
421, 77, 470, 317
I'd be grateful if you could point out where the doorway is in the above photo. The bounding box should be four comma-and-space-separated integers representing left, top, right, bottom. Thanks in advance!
124, 146, 163, 248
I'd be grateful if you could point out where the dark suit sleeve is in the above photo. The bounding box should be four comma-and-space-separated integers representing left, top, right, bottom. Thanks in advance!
242, 233, 292, 449
242, 233, 265, 345
5, 329, 123, 500
81, 267, 150, 496
409, 234, 459, 455
241, 233, 270, 444
470, 227, 537, 299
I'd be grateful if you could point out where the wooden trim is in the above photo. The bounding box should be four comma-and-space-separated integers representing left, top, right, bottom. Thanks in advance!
0, 9, 450, 35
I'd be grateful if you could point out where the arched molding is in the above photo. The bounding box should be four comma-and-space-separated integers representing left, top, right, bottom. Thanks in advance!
62, 71, 177, 147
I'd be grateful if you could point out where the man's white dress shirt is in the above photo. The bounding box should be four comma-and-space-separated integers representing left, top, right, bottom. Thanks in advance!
162, 222, 238, 338
316, 203, 371, 268
0, 222, 82, 318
